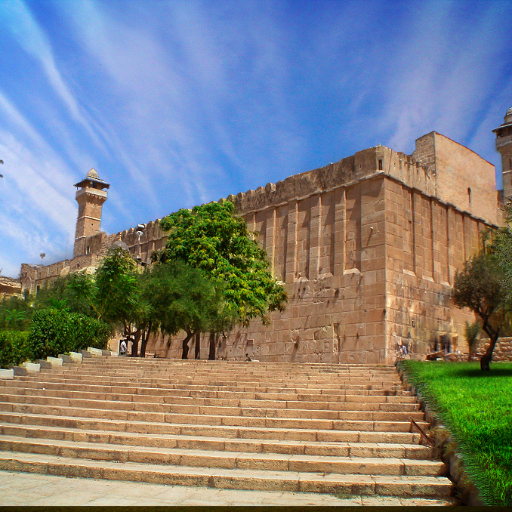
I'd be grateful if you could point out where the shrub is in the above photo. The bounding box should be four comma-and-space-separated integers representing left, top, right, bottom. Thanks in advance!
28, 308, 110, 360
0, 331, 32, 368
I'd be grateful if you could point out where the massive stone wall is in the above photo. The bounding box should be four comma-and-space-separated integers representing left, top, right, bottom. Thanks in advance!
19, 132, 500, 364
150, 134, 499, 363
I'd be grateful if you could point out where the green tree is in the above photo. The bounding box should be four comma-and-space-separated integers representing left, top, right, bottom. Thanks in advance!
140, 261, 224, 359
0, 294, 33, 331
159, 201, 287, 357
490, 203, 512, 302
454, 253, 509, 371
464, 321, 481, 362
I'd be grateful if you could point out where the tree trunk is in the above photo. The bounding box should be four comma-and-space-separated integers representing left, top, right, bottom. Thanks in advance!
208, 331, 216, 360
480, 333, 499, 371
480, 325, 500, 371
140, 323, 152, 358
182, 332, 194, 359
194, 332, 201, 359
131, 329, 141, 357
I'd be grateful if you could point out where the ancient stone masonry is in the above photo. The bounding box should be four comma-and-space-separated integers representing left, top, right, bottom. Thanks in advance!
493, 107, 512, 200
18, 118, 508, 364
153, 132, 501, 364
0, 276, 21, 299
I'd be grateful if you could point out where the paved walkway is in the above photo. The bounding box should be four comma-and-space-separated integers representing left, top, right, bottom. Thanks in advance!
0, 471, 454, 506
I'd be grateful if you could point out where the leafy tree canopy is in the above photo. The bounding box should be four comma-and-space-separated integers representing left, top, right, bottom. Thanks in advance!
454, 252, 510, 370
159, 201, 287, 327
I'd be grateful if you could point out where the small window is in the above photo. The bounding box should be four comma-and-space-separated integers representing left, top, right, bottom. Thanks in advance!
468, 187, 471, 204
378, 159, 383, 170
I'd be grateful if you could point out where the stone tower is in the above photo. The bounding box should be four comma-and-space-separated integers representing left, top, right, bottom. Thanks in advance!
73, 169, 110, 258
493, 106, 512, 200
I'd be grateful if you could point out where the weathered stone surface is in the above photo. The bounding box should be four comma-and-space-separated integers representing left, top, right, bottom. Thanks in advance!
17, 125, 506, 364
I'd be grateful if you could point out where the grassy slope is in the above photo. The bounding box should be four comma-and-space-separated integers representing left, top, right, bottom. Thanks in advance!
400, 360, 512, 506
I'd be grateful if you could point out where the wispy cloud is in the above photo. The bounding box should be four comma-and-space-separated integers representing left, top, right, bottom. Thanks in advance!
0, 0, 511, 277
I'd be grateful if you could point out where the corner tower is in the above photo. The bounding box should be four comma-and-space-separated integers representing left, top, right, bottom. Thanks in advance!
493, 106, 512, 200
73, 169, 110, 258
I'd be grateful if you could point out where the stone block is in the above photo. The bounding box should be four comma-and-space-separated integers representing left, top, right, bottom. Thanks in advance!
48, 356, 63, 366
12, 366, 28, 376
58, 354, 73, 363
21, 362, 40, 373
69, 352, 83, 363
0, 369, 14, 379
36, 359, 52, 369
80, 350, 93, 358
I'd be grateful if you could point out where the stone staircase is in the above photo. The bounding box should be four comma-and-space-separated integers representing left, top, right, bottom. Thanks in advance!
0, 357, 453, 500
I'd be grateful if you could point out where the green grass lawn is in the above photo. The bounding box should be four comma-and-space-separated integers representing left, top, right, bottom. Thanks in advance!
399, 360, 512, 506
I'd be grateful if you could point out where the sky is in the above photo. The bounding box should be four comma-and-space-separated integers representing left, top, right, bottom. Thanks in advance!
0, 0, 511, 278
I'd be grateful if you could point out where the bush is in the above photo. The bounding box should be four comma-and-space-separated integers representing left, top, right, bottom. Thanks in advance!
0, 331, 32, 368
28, 308, 110, 360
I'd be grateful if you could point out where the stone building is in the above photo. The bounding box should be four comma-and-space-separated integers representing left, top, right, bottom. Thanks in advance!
0, 276, 22, 300
18, 110, 511, 363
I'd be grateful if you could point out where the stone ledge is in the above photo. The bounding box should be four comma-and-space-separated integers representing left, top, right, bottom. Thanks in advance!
47, 356, 63, 367
36, 360, 52, 370
396, 362, 485, 506
0, 369, 14, 379
69, 352, 83, 363
21, 362, 40, 373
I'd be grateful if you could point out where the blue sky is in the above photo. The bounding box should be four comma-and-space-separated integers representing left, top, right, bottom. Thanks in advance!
0, 0, 511, 278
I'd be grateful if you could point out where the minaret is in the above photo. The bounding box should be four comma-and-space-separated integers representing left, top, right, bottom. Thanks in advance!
73, 169, 110, 258
493, 106, 512, 200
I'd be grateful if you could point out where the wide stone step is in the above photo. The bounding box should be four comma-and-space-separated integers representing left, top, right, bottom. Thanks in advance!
0, 360, 450, 501
0, 436, 447, 476
0, 395, 425, 422
0, 402, 427, 432
0, 451, 453, 497
0, 382, 417, 403
0, 423, 433, 459
0, 412, 424, 444
0, 388, 419, 412
51, 371, 400, 382
13, 375, 403, 390
1, 379, 413, 397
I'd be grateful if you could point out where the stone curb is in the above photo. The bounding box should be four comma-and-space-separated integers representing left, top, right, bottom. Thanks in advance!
0, 369, 14, 379
396, 362, 485, 506
47, 357, 63, 367
12, 366, 28, 376
69, 352, 83, 363
36, 360, 52, 370
20, 362, 40, 373
0, 348, 113, 378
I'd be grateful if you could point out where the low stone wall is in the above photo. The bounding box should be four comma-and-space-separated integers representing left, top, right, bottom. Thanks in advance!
474, 337, 512, 361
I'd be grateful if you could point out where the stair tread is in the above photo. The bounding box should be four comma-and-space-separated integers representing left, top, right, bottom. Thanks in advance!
0, 450, 451, 483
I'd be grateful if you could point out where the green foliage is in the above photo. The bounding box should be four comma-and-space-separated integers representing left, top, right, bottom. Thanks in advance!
95, 247, 139, 326
0, 295, 33, 331
453, 252, 509, 370
400, 360, 512, 506
0, 331, 32, 367
489, 203, 512, 300
28, 308, 109, 360
160, 201, 287, 327
464, 321, 481, 360
138, 260, 228, 358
